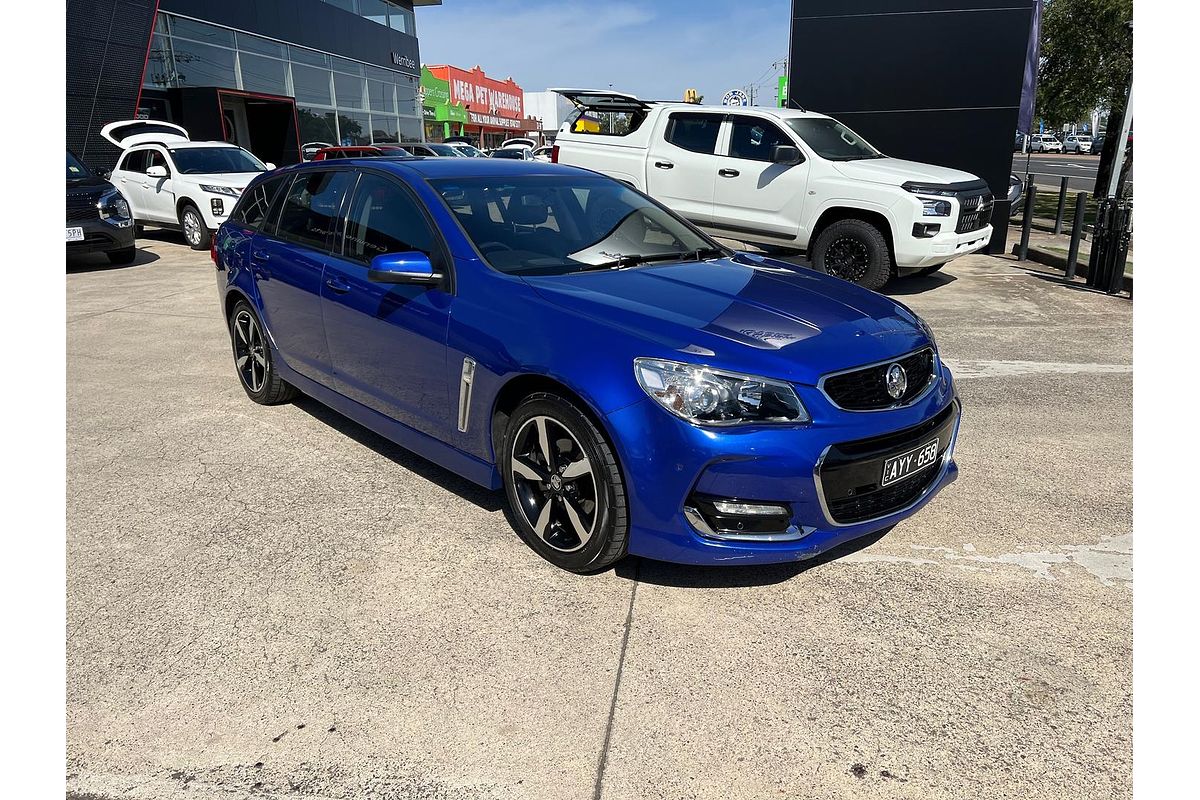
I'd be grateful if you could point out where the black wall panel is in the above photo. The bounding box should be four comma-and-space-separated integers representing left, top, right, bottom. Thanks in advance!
66, 0, 158, 168
788, 0, 1034, 253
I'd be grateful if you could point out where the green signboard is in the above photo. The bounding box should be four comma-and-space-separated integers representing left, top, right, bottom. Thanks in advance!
421, 66, 450, 108
777, 74, 788, 108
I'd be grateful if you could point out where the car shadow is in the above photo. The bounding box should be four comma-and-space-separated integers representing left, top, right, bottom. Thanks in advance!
883, 271, 958, 295
290, 395, 506, 513
611, 527, 893, 588
66, 247, 160, 273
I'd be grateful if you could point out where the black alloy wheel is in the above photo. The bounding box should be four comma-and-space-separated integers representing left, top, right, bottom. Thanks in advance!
812, 218, 891, 291
228, 300, 297, 405
502, 393, 628, 572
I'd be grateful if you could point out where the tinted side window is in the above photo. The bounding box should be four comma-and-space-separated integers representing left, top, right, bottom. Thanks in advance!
120, 150, 148, 173
342, 173, 437, 264
230, 176, 286, 229
147, 150, 170, 173
275, 171, 354, 251
729, 117, 793, 162
664, 113, 723, 154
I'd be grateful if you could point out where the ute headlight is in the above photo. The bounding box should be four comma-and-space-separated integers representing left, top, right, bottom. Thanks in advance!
199, 184, 241, 197
921, 198, 952, 216
634, 358, 810, 426
97, 189, 131, 223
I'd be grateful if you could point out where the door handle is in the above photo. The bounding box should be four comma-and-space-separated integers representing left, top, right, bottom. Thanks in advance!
654, 161, 674, 169
325, 276, 350, 294
251, 251, 270, 262
718, 168, 740, 178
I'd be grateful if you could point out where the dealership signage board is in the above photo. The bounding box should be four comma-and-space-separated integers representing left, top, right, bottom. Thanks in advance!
723, 89, 749, 107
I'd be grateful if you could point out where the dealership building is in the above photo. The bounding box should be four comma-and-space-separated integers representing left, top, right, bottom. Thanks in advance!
67, 0, 441, 168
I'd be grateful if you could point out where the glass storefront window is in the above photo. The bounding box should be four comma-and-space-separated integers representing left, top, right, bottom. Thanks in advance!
359, 0, 389, 27
288, 46, 330, 68
170, 16, 235, 47
239, 53, 289, 96
368, 80, 396, 114
389, 6, 414, 34
397, 77, 419, 117
170, 39, 237, 88
337, 111, 372, 146
291, 63, 332, 106
399, 118, 423, 143
371, 115, 400, 143
236, 32, 286, 59
333, 72, 365, 109
143, 34, 175, 88
298, 106, 339, 146
323, 0, 359, 13
330, 56, 364, 76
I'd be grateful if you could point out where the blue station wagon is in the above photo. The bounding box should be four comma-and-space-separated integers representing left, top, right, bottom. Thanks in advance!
214, 157, 960, 572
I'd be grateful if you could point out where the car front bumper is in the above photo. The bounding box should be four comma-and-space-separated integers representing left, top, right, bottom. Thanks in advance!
66, 217, 135, 255
602, 363, 961, 566
895, 225, 992, 271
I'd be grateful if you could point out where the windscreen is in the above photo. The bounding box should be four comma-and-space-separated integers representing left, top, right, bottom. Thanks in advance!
784, 118, 881, 161
67, 152, 90, 179
430, 175, 721, 276
169, 147, 266, 174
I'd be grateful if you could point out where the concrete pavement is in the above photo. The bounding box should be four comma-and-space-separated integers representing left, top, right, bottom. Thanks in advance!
67, 234, 1132, 800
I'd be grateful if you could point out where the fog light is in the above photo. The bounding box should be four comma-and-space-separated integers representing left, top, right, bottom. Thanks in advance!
711, 500, 789, 516
211, 198, 224, 216
912, 223, 940, 238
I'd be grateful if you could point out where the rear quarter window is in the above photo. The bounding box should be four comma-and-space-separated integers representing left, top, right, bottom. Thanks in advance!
664, 113, 724, 154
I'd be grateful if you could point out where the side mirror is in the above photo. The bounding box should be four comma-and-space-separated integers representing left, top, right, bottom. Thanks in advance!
367, 251, 442, 286
771, 144, 803, 165
92, 166, 111, 180
146, 165, 168, 178
264, 162, 276, 171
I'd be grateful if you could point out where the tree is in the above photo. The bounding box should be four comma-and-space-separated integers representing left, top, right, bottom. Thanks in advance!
1036, 0, 1132, 128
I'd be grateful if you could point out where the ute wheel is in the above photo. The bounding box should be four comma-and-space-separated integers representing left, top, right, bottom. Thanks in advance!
811, 219, 891, 290
502, 393, 628, 573
180, 203, 211, 250
107, 247, 137, 265
228, 300, 298, 405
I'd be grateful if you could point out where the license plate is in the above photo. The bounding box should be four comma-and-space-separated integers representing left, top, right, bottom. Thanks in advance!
881, 438, 940, 487
66, 227, 84, 242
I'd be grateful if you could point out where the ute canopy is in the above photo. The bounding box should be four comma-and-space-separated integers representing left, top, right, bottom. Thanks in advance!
100, 119, 190, 149
550, 88, 652, 113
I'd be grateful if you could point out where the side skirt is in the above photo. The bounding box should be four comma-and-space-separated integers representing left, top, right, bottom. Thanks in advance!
274, 354, 502, 490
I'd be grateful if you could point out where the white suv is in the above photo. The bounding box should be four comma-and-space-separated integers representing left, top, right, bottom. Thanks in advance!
102, 120, 273, 249
1063, 134, 1093, 154
1028, 134, 1063, 153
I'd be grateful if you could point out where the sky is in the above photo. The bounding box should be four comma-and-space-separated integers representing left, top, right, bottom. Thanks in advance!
415, 0, 791, 105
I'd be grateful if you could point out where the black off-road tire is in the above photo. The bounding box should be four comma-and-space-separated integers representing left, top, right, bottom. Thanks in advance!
107, 246, 137, 265
502, 393, 629, 573
228, 300, 298, 405
811, 218, 892, 291
180, 202, 212, 250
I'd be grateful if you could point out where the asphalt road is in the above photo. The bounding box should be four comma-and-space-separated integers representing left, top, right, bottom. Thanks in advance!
67, 235, 1132, 800
1009, 151, 1131, 192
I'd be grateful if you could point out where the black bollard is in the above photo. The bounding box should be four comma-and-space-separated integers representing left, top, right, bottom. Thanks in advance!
1053, 176, 1069, 235
1018, 183, 1036, 261
1065, 192, 1088, 281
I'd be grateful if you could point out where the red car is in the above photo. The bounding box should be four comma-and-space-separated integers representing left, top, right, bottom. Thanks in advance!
312, 145, 410, 160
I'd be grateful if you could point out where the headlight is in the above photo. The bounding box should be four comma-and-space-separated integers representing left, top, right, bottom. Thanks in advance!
634, 358, 810, 426
97, 189, 130, 221
199, 184, 241, 197
921, 199, 951, 216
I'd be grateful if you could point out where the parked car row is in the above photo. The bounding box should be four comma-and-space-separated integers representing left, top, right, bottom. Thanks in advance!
1013, 132, 1099, 155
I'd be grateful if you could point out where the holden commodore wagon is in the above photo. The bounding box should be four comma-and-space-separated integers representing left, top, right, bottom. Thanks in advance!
213, 157, 960, 572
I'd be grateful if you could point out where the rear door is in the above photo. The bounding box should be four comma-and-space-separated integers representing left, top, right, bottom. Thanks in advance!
645, 111, 724, 225
253, 168, 355, 384
320, 170, 453, 437
709, 114, 808, 242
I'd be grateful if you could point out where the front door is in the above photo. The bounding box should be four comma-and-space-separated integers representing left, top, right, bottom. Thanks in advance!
645, 111, 723, 225
710, 115, 809, 243
141, 148, 178, 224
253, 169, 355, 383
321, 171, 452, 437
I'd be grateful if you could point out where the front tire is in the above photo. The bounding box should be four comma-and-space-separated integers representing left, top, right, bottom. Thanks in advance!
811, 219, 891, 290
180, 203, 211, 250
502, 393, 628, 573
228, 300, 298, 405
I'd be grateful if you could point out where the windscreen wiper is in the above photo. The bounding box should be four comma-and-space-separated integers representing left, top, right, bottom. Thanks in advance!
576, 247, 727, 272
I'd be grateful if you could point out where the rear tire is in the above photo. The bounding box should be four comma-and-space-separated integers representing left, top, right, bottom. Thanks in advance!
502, 393, 628, 573
107, 246, 137, 265
228, 300, 298, 405
811, 219, 891, 291
180, 203, 211, 250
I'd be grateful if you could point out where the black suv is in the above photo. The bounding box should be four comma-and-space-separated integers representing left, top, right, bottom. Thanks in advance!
67, 151, 137, 264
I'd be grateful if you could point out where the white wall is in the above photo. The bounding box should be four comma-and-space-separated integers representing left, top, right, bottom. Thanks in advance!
523, 91, 575, 136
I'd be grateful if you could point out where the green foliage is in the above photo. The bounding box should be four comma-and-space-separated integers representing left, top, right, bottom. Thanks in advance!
1036, 0, 1133, 127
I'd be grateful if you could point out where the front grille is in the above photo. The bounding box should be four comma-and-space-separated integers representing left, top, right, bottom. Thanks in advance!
826, 463, 941, 524
822, 349, 935, 411
67, 192, 100, 223
956, 192, 993, 234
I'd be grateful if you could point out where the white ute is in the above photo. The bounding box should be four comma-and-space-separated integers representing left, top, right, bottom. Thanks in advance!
550, 89, 994, 289
101, 120, 274, 250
